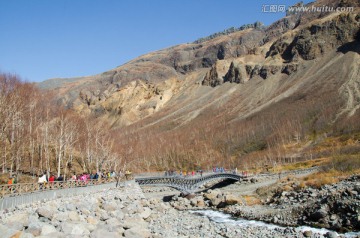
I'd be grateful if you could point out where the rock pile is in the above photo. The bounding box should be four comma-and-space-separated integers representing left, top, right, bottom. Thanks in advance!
227, 175, 360, 233
169, 188, 246, 211
0, 182, 153, 238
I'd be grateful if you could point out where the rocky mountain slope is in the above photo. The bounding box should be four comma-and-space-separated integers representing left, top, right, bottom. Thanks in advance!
38, 0, 360, 170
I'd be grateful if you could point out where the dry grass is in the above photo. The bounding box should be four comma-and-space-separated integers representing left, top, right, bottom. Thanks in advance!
301, 169, 340, 188
324, 154, 360, 173
271, 158, 329, 173
298, 154, 360, 188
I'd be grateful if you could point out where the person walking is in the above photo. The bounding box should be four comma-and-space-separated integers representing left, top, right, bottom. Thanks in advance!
38, 173, 47, 189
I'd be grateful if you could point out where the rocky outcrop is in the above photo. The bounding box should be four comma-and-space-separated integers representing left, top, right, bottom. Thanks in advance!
281, 63, 298, 75
259, 175, 360, 232
267, 13, 360, 62
223, 62, 246, 84
202, 63, 223, 87
259, 65, 282, 79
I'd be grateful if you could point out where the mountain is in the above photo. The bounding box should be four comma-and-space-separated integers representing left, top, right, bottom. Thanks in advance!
38, 0, 360, 170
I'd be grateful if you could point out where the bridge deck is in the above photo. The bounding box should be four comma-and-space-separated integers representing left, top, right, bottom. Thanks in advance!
135, 173, 247, 193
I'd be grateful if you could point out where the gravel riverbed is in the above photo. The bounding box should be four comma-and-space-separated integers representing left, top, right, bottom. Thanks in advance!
0, 170, 359, 238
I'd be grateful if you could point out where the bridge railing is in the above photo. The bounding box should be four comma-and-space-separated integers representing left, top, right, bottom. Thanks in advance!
0, 178, 119, 198
135, 172, 248, 192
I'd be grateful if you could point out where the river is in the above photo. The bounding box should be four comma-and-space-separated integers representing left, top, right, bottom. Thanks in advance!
190, 210, 360, 238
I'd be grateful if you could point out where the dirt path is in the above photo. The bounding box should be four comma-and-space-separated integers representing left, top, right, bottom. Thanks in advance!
222, 169, 316, 196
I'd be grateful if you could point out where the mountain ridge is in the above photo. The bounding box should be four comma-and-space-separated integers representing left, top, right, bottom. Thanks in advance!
36, 0, 360, 171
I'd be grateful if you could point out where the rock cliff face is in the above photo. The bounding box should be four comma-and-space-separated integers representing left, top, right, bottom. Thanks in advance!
38, 0, 360, 129
223, 62, 246, 84
267, 13, 360, 62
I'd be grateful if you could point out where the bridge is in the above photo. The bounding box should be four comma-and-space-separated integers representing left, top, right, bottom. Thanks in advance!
135, 173, 247, 193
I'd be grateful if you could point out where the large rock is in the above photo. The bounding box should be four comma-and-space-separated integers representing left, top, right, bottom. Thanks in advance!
224, 194, 244, 206
87, 216, 99, 225
40, 224, 57, 235
26, 221, 46, 237
65, 203, 76, 211
4, 212, 30, 228
190, 197, 206, 208
124, 227, 151, 238
111, 210, 125, 220
68, 211, 81, 221
90, 228, 120, 238
310, 208, 329, 220
105, 217, 122, 227
204, 189, 224, 206
202, 63, 223, 87
223, 62, 246, 83
122, 217, 148, 229
60, 222, 90, 235
140, 207, 152, 219
0, 224, 19, 238
18, 232, 35, 238
36, 207, 54, 220
53, 212, 68, 222
102, 201, 117, 212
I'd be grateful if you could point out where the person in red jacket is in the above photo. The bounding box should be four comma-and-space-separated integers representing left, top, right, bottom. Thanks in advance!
49, 175, 55, 183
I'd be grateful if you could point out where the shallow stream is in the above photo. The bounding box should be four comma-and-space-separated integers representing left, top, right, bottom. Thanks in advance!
190, 210, 360, 238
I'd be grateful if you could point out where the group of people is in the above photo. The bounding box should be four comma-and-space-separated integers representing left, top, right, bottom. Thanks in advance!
37, 171, 117, 184
38, 173, 64, 184
68, 171, 117, 182
212, 167, 226, 173
164, 170, 204, 177
7, 175, 17, 185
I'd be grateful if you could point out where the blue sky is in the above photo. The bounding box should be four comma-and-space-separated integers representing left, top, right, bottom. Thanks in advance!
0, 0, 311, 82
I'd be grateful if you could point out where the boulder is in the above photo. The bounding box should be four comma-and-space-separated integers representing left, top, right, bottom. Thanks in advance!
105, 217, 122, 227
140, 207, 152, 219
68, 211, 80, 221
53, 212, 68, 222
18, 232, 35, 238
311, 208, 328, 220
65, 203, 76, 211
60, 222, 90, 235
87, 216, 99, 225
40, 224, 57, 235
36, 207, 54, 220
224, 194, 244, 206
5, 212, 29, 228
26, 221, 45, 237
0, 224, 19, 238
124, 227, 151, 238
90, 228, 120, 238
325, 231, 338, 238
303, 230, 313, 237
102, 202, 117, 212
111, 210, 125, 220
97, 210, 110, 221
204, 190, 224, 207
122, 217, 148, 229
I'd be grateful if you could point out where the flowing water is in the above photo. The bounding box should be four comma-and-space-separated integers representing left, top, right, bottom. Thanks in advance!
190, 210, 360, 238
